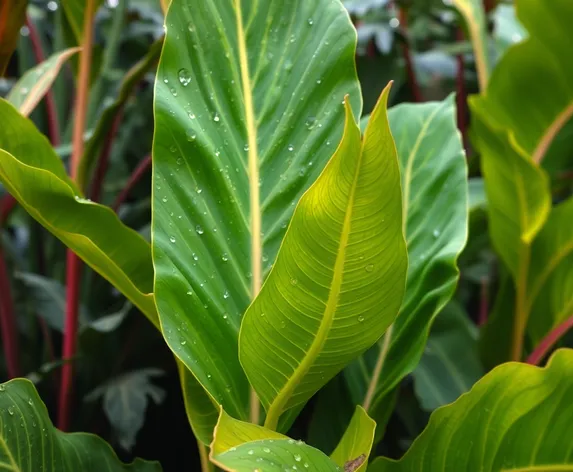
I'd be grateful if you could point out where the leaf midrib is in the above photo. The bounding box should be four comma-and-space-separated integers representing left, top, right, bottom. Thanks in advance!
264, 108, 360, 430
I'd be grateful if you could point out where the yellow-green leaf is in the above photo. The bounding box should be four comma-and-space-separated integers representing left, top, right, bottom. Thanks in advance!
239, 85, 407, 430
330, 406, 375, 472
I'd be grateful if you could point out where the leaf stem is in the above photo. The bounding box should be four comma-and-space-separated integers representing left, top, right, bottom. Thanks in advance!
0, 246, 20, 378
510, 244, 530, 361
26, 15, 60, 146
59, 0, 96, 431
478, 276, 489, 326
112, 154, 152, 212
526, 314, 573, 366
198, 440, 214, 472
362, 325, 393, 412
455, 28, 468, 152
398, 8, 423, 103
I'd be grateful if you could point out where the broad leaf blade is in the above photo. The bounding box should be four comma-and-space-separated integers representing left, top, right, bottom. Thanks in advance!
345, 97, 468, 417
0, 99, 157, 328
0, 0, 27, 75
6, 47, 80, 117
0, 379, 161, 471
369, 348, 573, 471
240, 87, 407, 429
330, 406, 375, 472
212, 439, 340, 472
412, 302, 483, 411
152, 0, 361, 421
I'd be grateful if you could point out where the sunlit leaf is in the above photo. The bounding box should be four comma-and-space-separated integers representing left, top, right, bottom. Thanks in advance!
330, 406, 375, 472
152, 0, 361, 422
369, 349, 573, 471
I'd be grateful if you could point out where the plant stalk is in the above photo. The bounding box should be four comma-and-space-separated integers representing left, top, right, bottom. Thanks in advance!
526, 315, 573, 366
510, 245, 530, 362
362, 325, 393, 412
398, 8, 423, 103
0, 246, 20, 378
112, 154, 152, 211
58, 0, 96, 431
478, 276, 489, 326
455, 28, 468, 152
26, 15, 60, 146
198, 440, 214, 472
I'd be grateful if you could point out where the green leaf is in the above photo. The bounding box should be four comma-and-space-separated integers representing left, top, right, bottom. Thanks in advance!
211, 409, 287, 456
330, 406, 375, 472
412, 302, 484, 411
152, 0, 361, 422
527, 196, 573, 344
369, 348, 573, 471
0, 0, 27, 75
468, 178, 486, 213
6, 47, 80, 117
61, 0, 104, 44
0, 99, 157, 328
0, 378, 161, 471
239, 86, 407, 430
346, 96, 467, 418
469, 0, 573, 169
212, 439, 340, 472
451, 0, 490, 90
85, 369, 165, 451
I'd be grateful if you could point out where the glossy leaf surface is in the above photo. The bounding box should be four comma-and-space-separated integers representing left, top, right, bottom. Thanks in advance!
330, 406, 374, 472
0, 379, 161, 471
345, 97, 467, 415
370, 349, 573, 471
152, 0, 361, 421
412, 302, 483, 411
6, 47, 80, 117
240, 88, 407, 429
0, 99, 157, 327
212, 439, 340, 472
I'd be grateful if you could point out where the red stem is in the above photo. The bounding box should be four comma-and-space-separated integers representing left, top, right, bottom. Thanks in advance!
398, 8, 424, 103
90, 108, 124, 202
526, 315, 573, 366
112, 154, 152, 212
26, 16, 60, 146
58, 250, 82, 430
478, 276, 488, 326
0, 195, 16, 224
455, 28, 468, 153
483, 0, 495, 14
0, 246, 20, 379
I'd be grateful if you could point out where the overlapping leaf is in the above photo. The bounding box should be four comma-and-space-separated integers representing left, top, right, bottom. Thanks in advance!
0, 379, 161, 471
369, 348, 573, 471
330, 406, 375, 472
0, 0, 27, 75
345, 96, 467, 419
152, 0, 361, 422
239, 88, 406, 429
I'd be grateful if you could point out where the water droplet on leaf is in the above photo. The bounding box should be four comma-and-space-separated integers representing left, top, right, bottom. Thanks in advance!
178, 68, 192, 86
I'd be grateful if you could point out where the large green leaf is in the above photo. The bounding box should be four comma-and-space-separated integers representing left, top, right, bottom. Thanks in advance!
345, 96, 467, 418
412, 302, 483, 411
0, 0, 27, 75
0, 99, 157, 328
469, 0, 573, 169
369, 348, 573, 471
0, 379, 161, 471
6, 48, 80, 117
527, 196, 573, 343
239, 87, 407, 430
213, 439, 340, 472
330, 406, 375, 472
152, 0, 361, 422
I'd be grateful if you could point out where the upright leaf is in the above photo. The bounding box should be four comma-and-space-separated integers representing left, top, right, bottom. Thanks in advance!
61, 0, 104, 44
0, 0, 27, 75
369, 349, 573, 471
330, 406, 375, 472
0, 379, 161, 471
152, 0, 361, 422
7, 47, 80, 117
345, 97, 468, 418
240, 86, 407, 430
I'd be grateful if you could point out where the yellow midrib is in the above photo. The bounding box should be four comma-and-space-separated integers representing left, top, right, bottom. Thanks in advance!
264, 117, 361, 430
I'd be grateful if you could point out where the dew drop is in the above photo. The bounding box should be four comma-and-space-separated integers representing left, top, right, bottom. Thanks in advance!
169, 236, 176, 243
28, 398, 33, 406
170, 87, 178, 97
163, 78, 169, 84
287, 144, 294, 152
178, 68, 192, 86
186, 129, 197, 141
186, 291, 193, 296
294, 454, 302, 462
0, 385, 5, 392
433, 229, 440, 238
213, 112, 220, 122
8, 406, 14, 415
248, 450, 254, 455
180, 338, 187, 345
244, 144, 250, 151
305, 117, 317, 130
196, 225, 204, 235
290, 278, 298, 286
358, 315, 365, 323
365, 264, 374, 272
188, 22, 195, 33
223, 290, 230, 299
263, 447, 271, 453
192, 253, 199, 261
221, 253, 229, 262
307, 18, 314, 25
162, 196, 168, 203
